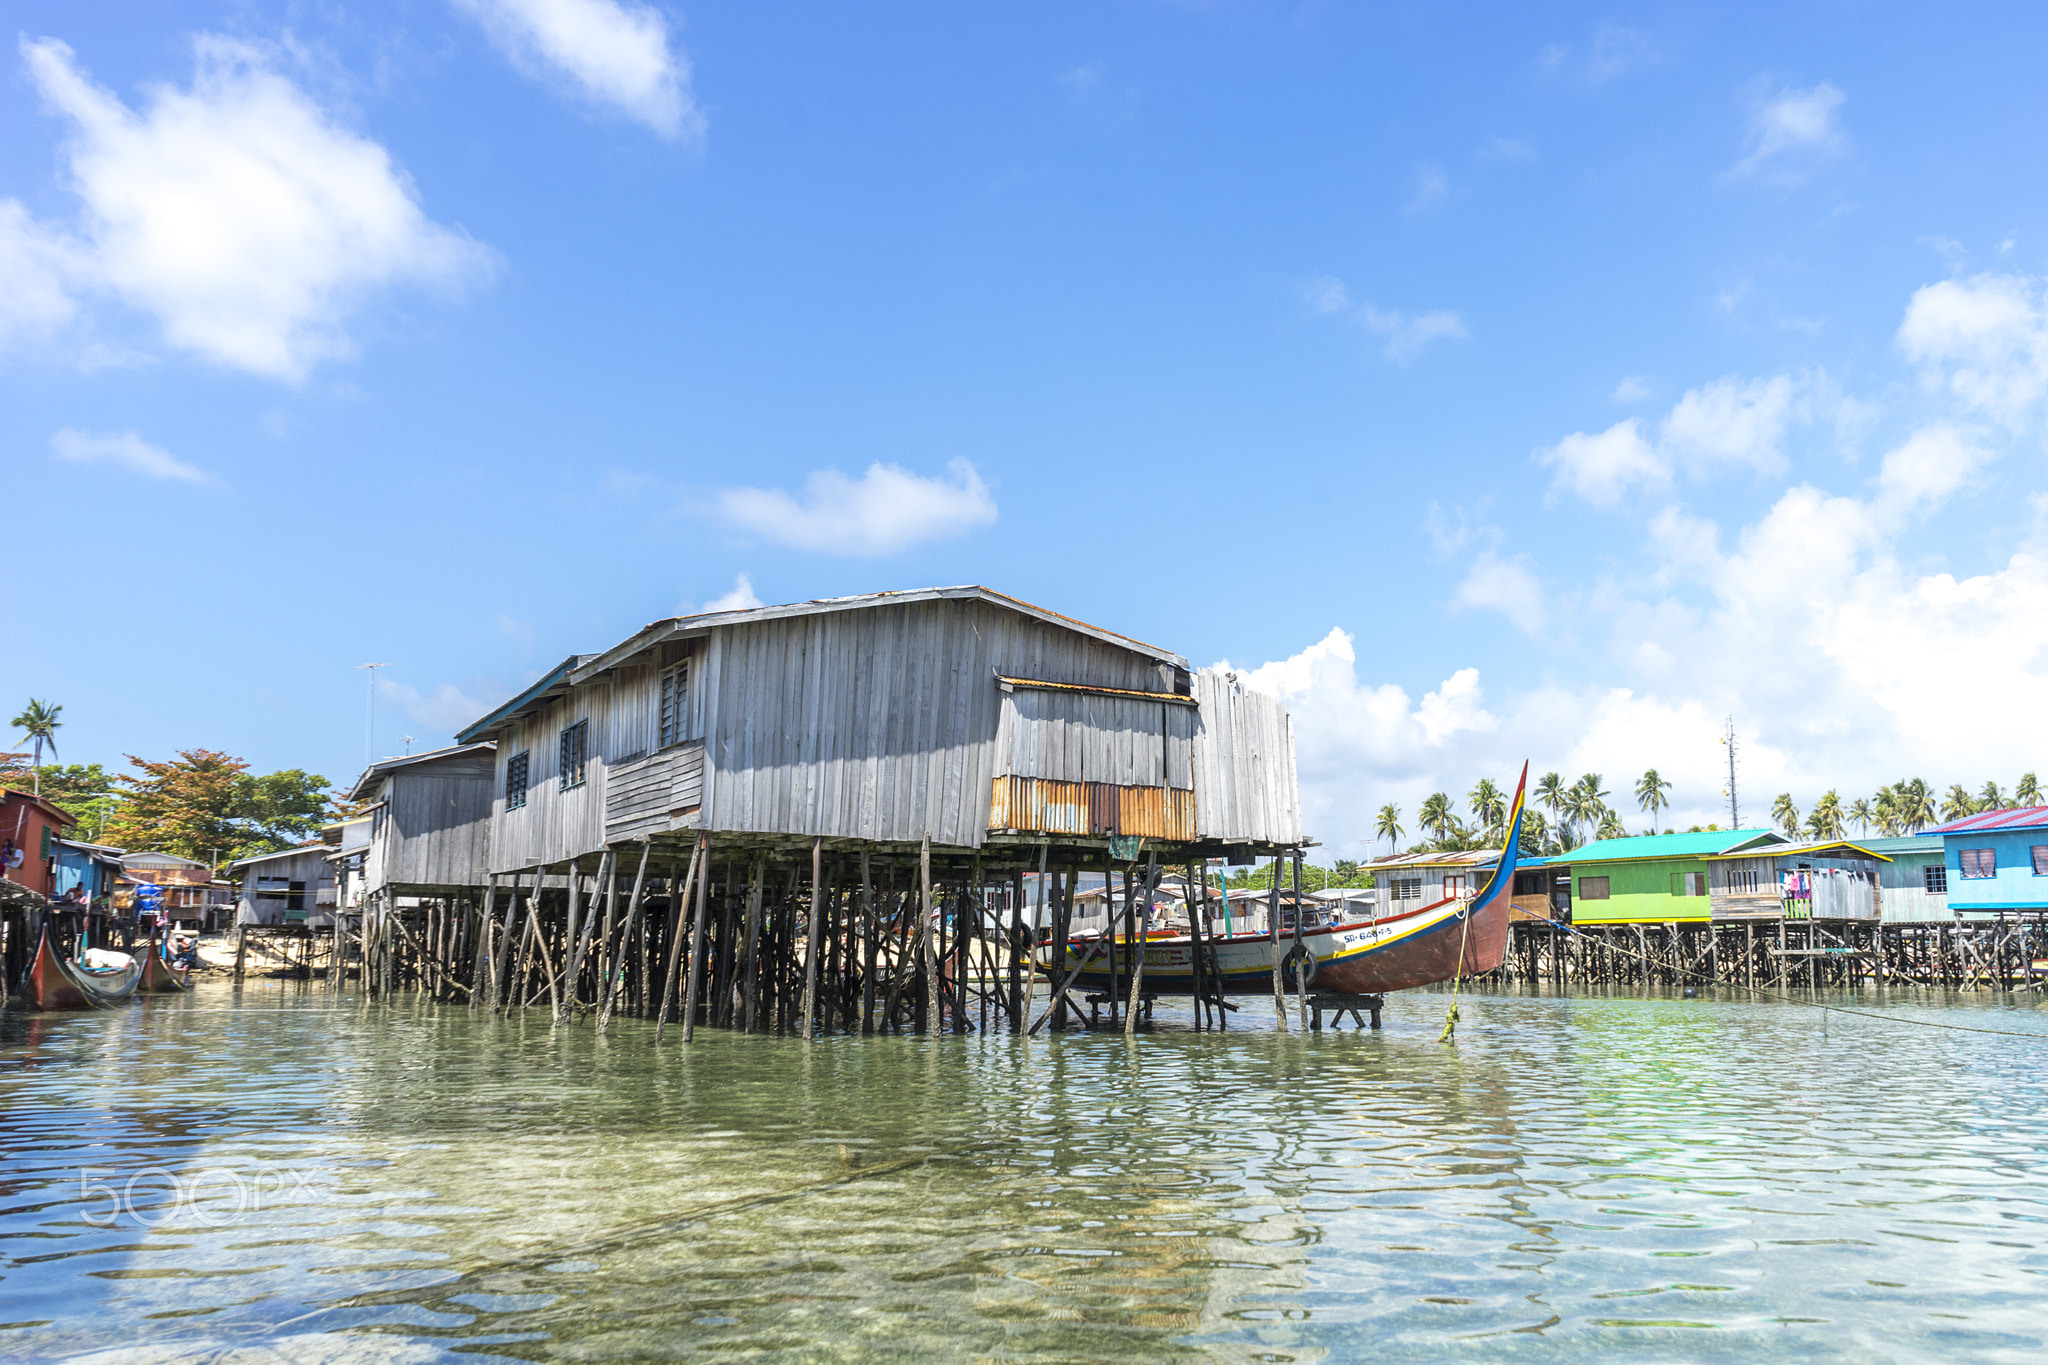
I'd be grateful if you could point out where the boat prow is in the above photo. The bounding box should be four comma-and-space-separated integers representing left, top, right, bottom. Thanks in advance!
26, 919, 144, 1010
137, 933, 193, 994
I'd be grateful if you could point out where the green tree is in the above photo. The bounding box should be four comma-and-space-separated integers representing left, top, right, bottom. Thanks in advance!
103, 750, 334, 866
10, 699, 62, 797
1565, 773, 1609, 843
1848, 796, 1873, 834
1333, 859, 1359, 886
1940, 783, 1977, 822
2019, 772, 2042, 807
1518, 808, 1550, 855
1635, 768, 1673, 834
1536, 771, 1567, 830
1596, 809, 1626, 840
1896, 778, 1936, 833
1806, 789, 1845, 841
1468, 777, 1505, 841
1419, 792, 1455, 843
21, 763, 119, 837
1771, 792, 1800, 839
1977, 780, 2008, 811
1374, 803, 1404, 853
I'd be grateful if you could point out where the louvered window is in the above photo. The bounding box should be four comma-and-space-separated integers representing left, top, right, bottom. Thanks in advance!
505, 751, 529, 810
659, 661, 690, 748
559, 721, 589, 791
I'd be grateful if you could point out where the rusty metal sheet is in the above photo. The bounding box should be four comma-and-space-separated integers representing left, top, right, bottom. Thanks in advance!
989, 776, 1197, 841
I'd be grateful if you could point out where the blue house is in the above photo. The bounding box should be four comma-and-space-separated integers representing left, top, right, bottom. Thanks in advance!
1921, 807, 2048, 916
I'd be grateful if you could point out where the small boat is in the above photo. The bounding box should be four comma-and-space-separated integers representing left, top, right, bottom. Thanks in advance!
136, 930, 193, 994
24, 917, 143, 1010
1048, 763, 1529, 998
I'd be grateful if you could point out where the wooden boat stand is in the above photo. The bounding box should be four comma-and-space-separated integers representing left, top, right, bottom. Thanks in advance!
1308, 993, 1385, 1030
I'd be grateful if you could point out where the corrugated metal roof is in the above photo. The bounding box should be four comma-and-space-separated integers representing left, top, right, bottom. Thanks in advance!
1718, 839, 1890, 863
569, 586, 1189, 685
1369, 848, 1503, 870
455, 656, 591, 744
1922, 805, 2048, 835
1555, 828, 1781, 863
346, 741, 496, 802
1843, 835, 1942, 854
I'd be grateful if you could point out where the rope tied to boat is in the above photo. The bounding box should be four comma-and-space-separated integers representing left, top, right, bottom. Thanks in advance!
1440, 902, 1473, 1043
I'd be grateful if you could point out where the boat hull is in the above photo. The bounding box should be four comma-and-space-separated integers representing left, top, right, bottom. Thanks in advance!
137, 937, 193, 993
1046, 889, 1511, 996
1043, 762, 1529, 999
25, 922, 143, 1010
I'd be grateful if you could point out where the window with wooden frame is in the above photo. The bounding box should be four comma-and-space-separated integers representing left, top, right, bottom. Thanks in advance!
505, 751, 530, 810
1959, 848, 1996, 880
2033, 845, 2048, 875
1923, 864, 1948, 894
1669, 871, 1707, 897
1578, 875, 1611, 900
658, 660, 690, 748
559, 720, 589, 791
1443, 874, 1467, 900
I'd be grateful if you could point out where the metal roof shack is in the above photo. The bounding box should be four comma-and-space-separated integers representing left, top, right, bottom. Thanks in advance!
343, 742, 498, 899
452, 585, 1302, 879
1921, 805, 2048, 915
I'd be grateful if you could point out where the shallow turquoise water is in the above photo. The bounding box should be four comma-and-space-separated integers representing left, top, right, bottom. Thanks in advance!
2, 981, 2045, 1362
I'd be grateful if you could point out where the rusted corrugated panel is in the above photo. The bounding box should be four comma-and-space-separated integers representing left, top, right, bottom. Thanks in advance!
990, 777, 1196, 841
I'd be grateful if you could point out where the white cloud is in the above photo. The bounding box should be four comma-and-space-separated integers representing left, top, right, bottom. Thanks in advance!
1360, 304, 1468, 363
1537, 24, 1658, 84
12, 35, 495, 380
1897, 273, 2048, 426
715, 458, 998, 556
453, 0, 702, 139
1406, 165, 1448, 214
1454, 554, 1546, 634
0, 201, 77, 345
1731, 81, 1847, 181
1301, 274, 1352, 315
1610, 375, 1652, 403
1661, 373, 1800, 475
379, 678, 505, 735
1537, 418, 1666, 506
701, 573, 764, 613
1303, 276, 1467, 362
51, 427, 210, 482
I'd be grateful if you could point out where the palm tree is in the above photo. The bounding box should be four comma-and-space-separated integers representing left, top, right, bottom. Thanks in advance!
1770, 792, 1800, 839
1567, 773, 1610, 842
1419, 792, 1454, 843
1806, 789, 1845, 841
1896, 778, 1936, 832
1468, 777, 1505, 841
1978, 780, 2008, 811
1536, 771, 1567, 826
10, 699, 62, 797
2019, 772, 2042, 807
1940, 783, 1977, 822
1375, 803, 1404, 853
1848, 796, 1873, 834
1519, 809, 1550, 855
1635, 768, 1673, 834
1596, 809, 1626, 840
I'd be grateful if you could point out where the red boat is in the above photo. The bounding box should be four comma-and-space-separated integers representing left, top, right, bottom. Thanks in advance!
136, 931, 193, 994
24, 918, 143, 1010
1051, 763, 1529, 996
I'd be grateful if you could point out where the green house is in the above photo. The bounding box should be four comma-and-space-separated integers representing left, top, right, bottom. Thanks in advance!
1559, 829, 1783, 925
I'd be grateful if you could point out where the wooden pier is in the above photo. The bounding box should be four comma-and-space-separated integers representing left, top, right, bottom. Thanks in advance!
1491, 915, 2048, 991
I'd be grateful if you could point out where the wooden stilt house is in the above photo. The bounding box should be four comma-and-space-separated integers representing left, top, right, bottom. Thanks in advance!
423, 587, 1303, 1036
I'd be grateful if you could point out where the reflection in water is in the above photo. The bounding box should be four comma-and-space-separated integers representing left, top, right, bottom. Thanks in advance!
2, 981, 2045, 1362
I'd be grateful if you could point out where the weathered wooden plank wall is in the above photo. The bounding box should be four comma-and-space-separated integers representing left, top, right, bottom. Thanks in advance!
1189, 668, 1301, 845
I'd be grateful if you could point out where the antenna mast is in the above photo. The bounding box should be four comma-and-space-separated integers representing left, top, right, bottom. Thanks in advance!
1722, 716, 1740, 828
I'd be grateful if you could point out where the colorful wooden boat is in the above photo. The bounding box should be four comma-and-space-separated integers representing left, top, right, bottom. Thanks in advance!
136, 931, 193, 993
24, 918, 143, 1010
1049, 763, 1529, 997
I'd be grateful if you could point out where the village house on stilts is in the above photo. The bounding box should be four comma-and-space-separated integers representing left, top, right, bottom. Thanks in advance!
347, 586, 1303, 1037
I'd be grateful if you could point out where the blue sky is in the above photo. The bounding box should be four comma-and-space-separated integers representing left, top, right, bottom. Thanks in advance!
6, 2, 2047, 854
